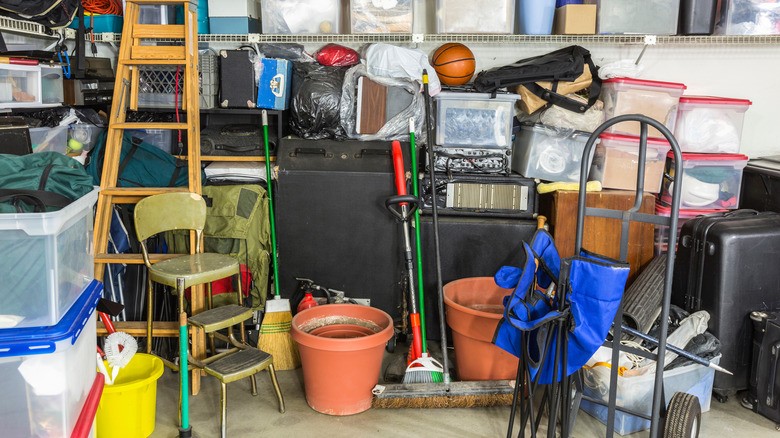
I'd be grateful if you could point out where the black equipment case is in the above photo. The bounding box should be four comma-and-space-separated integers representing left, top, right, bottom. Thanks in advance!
740, 155, 780, 213
672, 210, 780, 398
219, 50, 257, 109
275, 136, 409, 322
746, 311, 780, 426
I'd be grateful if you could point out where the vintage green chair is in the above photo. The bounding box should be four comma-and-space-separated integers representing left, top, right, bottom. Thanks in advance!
134, 192, 284, 437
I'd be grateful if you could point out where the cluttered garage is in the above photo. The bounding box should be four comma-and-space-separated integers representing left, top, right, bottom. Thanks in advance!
0, 0, 779, 437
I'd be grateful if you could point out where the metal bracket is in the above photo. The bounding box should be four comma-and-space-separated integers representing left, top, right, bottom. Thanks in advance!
635, 35, 657, 65
412, 33, 425, 43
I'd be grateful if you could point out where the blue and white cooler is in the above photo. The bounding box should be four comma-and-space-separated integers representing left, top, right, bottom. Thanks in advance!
256, 58, 292, 111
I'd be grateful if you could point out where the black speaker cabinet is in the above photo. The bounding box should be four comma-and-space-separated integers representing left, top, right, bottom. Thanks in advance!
275, 137, 409, 322
419, 215, 538, 340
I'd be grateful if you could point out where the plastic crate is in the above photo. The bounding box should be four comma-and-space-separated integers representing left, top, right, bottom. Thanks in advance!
125, 129, 173, 154
0, 280, 101, 438
0, 64, 41, 108
30, 125, 68, 154
435, 92, 521, 148
581, 353, 719, 436
351, 0, 413, 33
659, 152, 749, 210
718, 0, 780, 35
138, 52, 218, 109
261, 0, 341, 34
653, 203, 727, 255
589, 133, 670, 193
674, 96, 751, 154
0, 188, 97, 329
436, 0, 516, 33
601, 77, 686, 138
584, 0, 681, 35
512, 123, 595, 182
67, 124, 105, 154
41, 65, 64, 104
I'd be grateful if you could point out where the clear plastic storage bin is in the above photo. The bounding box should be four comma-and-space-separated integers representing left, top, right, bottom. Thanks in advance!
67, 124, 105, 154
673, 96, 751, 154
351, 0, 413, 33
659, 152, 749, 210
30, 125, 68, 154
0, 281, 100, 438
601, 78, 686, 138
41, 65, 64, 104
261, 0, 341, 34
436, 0, 516, 33
0, 188, 97, 328
589, 133, 670, 193
126, 129, 173, 154
718, 0, 780, 35
581, 353, 718, 435
435, 92, 520, 148
584, 0, 681, 34
0, 64, 41, 108
512, 123, 595, 182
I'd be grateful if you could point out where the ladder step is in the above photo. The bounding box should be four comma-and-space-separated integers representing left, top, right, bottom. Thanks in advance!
119, 59, 187, 66
133, 24, 186, 39
112, 122, 189, 130
205, 348, 273, 384
95, 253, 182, 264
100, 187, 190, 197
188, 305, 254, 333
132, 46, 185, 62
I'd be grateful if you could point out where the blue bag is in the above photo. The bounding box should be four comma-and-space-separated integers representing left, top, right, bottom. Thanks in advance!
493, 230, 630, 384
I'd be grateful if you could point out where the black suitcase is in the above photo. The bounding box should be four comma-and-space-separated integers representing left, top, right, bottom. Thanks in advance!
672, 210, 780, 399
741, 156, 780, 213
219, 50, 257, 109
747, 311, 780, 425
275, 136, 410, 322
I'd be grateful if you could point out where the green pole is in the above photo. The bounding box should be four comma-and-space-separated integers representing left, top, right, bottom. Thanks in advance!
262, 110, 281, 297
409, 120, 427, 354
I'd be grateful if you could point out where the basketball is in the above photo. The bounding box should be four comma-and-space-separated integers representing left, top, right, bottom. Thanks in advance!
431, 43, 476, 86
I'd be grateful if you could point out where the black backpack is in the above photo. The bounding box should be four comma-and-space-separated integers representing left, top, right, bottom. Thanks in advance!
0, 0, 79, 29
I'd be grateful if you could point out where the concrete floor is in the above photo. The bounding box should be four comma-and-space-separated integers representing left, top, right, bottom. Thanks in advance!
152, 350, 779, 438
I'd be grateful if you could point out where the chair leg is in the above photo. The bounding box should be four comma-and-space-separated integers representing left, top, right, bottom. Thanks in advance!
207, 282, 216, 356
220, 381, 227, 438
250, 374, 258, 396
146, 275, 154, 354
267, 364, 285, 413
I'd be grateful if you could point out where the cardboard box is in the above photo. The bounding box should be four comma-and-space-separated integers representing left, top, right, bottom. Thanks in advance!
553, 4, 596, 34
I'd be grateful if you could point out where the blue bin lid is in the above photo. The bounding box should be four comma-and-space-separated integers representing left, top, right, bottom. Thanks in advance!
0, 279, 102, 357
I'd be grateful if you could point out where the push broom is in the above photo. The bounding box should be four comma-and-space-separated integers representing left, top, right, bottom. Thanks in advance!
257, 110, 300, 370
372, 72, 514, 408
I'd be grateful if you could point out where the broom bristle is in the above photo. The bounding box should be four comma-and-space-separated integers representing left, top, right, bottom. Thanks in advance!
372, 393, 514, 409
257, 309, 300, 370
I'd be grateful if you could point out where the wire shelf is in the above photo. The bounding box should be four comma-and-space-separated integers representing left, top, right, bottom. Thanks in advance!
78, 32, 780, 45
0, 16, 53, 38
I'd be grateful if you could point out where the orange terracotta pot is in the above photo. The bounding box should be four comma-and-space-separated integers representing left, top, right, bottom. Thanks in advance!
443, 277, 519, 381
290, 304, 393, 415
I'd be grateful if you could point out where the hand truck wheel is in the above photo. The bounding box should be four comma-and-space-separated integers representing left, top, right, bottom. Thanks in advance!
663, 392, 701, 438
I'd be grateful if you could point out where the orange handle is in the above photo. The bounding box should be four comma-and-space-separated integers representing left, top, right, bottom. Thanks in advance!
391, 140, 407, 198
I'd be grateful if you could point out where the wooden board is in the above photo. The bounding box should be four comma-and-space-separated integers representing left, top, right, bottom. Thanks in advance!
540, 190, 656, 285
356, 76, 387, 134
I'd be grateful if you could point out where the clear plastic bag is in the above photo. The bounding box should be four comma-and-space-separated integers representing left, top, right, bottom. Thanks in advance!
539, 96, 605, 132
339, 63, 426, 142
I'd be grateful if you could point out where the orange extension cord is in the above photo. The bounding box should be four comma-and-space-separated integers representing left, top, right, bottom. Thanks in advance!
82, 0, 123, 16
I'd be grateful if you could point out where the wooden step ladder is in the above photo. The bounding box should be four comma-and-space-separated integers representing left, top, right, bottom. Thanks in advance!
92, 0, 207, 392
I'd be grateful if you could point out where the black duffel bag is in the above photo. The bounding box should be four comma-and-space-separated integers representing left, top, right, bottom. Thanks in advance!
0, 0, 79, 29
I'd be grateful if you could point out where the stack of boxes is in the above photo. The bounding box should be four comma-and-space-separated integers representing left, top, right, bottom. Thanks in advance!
0, 189, 101, 437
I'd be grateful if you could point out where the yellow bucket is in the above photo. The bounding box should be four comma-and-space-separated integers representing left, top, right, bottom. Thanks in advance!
96, 353, 164, 438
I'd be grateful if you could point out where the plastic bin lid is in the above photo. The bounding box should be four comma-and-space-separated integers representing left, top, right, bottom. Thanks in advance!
654, 202, 729, 217
679, 95, 752, 106
599, 132, 671, 147
0, 279, 102, 358
603, 77, 686, 90
666, 151, 749, 161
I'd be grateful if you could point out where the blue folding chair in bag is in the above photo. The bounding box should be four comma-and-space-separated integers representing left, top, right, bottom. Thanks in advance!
495, 114, 686, 438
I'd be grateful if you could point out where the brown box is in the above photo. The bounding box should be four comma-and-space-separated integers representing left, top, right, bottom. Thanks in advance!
539, 190, 655, 284
553, 4, 597, 35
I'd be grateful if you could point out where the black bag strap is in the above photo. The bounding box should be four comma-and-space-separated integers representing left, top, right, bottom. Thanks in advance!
523, 54, 601, 114
0, 189, 73, 212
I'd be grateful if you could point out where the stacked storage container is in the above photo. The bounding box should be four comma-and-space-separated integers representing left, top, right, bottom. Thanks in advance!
654, 96, 752, 253
0, 185, 101, 436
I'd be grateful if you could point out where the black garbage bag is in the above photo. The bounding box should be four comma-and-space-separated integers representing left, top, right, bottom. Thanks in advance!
289, 62, 347, 140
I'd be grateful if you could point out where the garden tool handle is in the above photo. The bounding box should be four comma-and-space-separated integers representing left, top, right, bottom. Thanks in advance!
385, 195, 419, 221
391, 140, 407, 197
537, 215, 547, 230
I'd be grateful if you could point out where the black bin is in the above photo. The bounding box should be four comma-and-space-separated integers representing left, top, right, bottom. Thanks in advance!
680, 0, 719, 35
